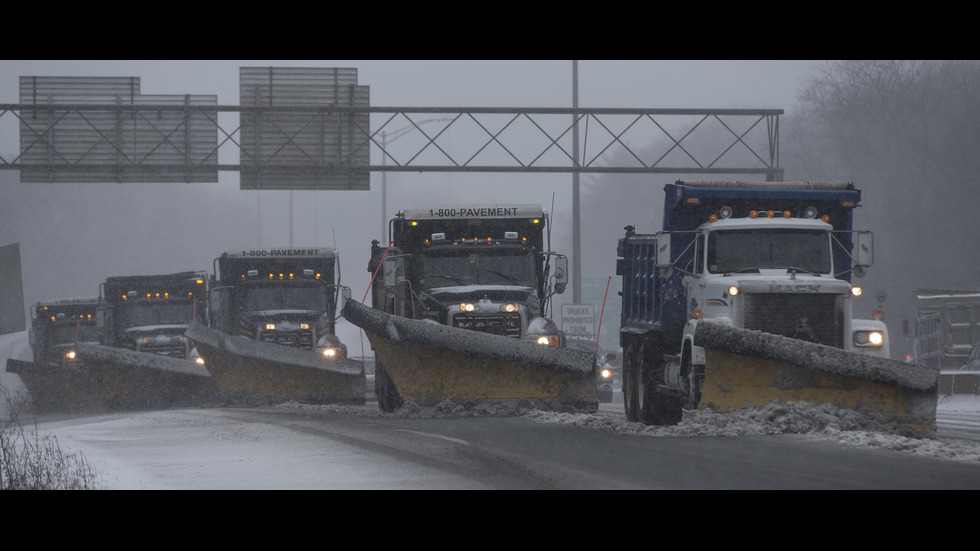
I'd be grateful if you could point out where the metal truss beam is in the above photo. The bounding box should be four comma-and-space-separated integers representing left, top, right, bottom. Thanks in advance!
0, 104, 783, 182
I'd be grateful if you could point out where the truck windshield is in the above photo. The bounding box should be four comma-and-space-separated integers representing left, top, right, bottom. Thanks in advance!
243, 284, 328, 312
117, 300, 198, 327
707, 229, 831, 274
419, 248, 536, 290
50, 323, 99, 344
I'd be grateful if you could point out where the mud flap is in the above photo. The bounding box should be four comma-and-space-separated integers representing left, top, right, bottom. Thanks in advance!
185, 323, 365, 405
693, 322, 938, 436
5, 358, 109, 414
342, 299, 598, 412
74, 343, 220, 411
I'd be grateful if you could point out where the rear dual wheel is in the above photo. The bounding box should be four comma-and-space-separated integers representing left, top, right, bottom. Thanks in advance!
624, 338, 683, 425
623, 341, 643, 422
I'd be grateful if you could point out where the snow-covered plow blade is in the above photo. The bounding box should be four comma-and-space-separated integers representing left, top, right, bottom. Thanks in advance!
184, 322, 365, 405
342, 299, 597, 413
4, 358, 108, 414
693, 322, 939, 435
72, 343, 219, 410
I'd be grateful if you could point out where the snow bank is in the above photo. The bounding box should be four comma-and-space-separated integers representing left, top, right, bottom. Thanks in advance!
277, 394, 980, 465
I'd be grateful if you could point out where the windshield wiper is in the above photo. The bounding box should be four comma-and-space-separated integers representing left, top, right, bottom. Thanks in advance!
480, 268, 521, 285
427, 274, 466, 285
777, 266, 823, 276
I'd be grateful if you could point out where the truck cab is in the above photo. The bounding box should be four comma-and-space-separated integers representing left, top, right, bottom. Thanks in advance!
98, 272, 208, 359
29, 297, 100, 368
663, 214, 887, 360
209, 248, 348, 360
371, 204, 568, 346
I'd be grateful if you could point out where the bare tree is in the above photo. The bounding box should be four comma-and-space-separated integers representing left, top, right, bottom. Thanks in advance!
785, 60, 980, 359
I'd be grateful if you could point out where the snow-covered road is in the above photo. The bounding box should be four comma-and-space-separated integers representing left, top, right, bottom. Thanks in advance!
4, 331, 980, 489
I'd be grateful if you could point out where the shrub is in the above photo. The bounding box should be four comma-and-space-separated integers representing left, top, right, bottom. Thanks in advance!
0, 385, 105, 490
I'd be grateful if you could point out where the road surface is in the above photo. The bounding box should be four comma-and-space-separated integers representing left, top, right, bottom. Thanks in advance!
33, 400, 980, 490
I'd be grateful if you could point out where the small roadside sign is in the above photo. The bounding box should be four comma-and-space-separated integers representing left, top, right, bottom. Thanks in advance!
561, 303, 595, 339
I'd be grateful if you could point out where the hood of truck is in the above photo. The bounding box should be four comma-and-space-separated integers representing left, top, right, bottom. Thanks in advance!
721, 271, 852, 294
421, 285, 539, 308
122, 324, 190, 337
240, 309, 326, 325
698, 272, 853, 319
49, 341, 99, 363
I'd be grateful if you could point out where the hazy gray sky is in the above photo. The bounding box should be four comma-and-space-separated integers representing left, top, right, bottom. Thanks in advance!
0, 60, 825, 348
0, 60, 822, 109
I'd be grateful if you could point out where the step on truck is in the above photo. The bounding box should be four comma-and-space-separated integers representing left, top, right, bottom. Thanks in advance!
343, 204, 596, 413
71, 271, 218, 410
184, 247, 364, 405
4, 297, 106, 413
616, 181, 938, 435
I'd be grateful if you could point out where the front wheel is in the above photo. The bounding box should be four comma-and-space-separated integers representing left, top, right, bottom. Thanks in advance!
682, 347, 704, 411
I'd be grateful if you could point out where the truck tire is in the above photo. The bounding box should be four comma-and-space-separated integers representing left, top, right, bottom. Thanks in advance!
623, 342, 641, 422
638, 340, 684, 426
681, 344, 703, 411
375, 357, 403, 413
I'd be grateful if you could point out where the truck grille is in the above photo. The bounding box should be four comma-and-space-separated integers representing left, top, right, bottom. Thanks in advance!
743, 293, 845, 349
260, 330, 314, 349
140, 342, 187, 358
453, 312, 522, 338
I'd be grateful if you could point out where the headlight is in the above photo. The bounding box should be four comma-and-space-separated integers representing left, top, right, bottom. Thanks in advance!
460, 303, 477, 312
536, 335, 559, 346
599, 368, 612, 380
195, 356, 205, 366
320, 347, 341, 359
265, 323, 276, 331
854, 330, 884, 347
66, 350, 76, 360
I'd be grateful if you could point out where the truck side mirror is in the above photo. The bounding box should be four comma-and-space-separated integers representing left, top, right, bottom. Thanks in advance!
854, 231, 874, 269
383, 258, 398, 288
655, 232, 672, 267
553, 256, 568, 294
340, 286, 351, 305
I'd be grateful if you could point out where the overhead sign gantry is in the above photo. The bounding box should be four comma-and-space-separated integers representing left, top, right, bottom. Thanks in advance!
0, 67, 784, 186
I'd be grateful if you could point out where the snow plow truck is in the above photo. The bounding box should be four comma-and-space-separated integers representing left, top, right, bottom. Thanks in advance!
4, 297, 106, 413
184, 247, 364, 405
343, 204, 596, 413
71, 271, 218, 410
616, 181, 938, 435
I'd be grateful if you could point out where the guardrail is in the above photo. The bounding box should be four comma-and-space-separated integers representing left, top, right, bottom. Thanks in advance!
939, 371, 980, 395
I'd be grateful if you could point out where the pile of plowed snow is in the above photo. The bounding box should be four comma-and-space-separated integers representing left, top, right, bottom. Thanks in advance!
280, 395, 980, 465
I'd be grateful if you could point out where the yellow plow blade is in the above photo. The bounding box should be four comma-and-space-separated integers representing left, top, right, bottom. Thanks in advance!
5, 358, 109, 414
185, 322, 365, 406
342, 299, 597, 412
74, 342, 219, 411
694, 322, 939, 436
